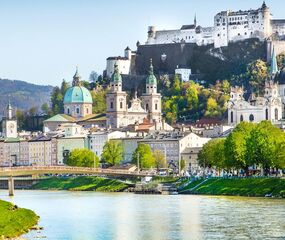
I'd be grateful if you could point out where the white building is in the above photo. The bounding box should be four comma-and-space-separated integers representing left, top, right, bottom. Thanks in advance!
106, 47, 134, 78
145, 2, 285, 48
228, 83, 282, 126
139, 132, 210, 168
1, 101, 17, 138
175, 68, 192, 82
88, 130, 126, 157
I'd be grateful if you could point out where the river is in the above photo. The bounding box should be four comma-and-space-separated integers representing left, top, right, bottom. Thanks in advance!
0, 190, 284, 240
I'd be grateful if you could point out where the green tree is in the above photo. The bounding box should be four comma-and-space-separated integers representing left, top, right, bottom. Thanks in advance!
224, 122, 256, 171
247, 59, 268, 93
153, 149, 167, 170
91, 89, 107, 113
101, 140, 123, 166
180, 158, 186, 172
247, 121, 285, 175
132, 143, 155, 169
185, 81, 199, 111
198, 138, 225, 169
66, 148, 99, 168
172, 74, 181, 95
41, 103, 50, 115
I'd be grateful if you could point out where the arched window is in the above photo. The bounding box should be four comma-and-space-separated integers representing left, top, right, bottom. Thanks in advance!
230, 111, 233, 123
240, 115, 243, 122
275, 108, 278, 120
86, 108, 89, 114
155, 103, 158, 110
146, 104, 149, 111
249, 114, 254, 122
76, 108, 80, 114
120, 102, 123, 109
67, 108, 70, 115
110, 102, 113, 109
265, 109, 268, 120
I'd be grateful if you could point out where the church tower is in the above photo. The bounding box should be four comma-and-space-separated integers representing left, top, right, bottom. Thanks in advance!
2, 101, 18, 138
106, 64, 127, 128
141, 59, 162, 124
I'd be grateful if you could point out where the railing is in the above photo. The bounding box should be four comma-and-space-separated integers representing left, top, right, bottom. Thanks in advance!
0, 166, 154, 177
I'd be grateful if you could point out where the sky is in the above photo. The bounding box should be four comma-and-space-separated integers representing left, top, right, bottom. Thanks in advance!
0, 0, 284, 86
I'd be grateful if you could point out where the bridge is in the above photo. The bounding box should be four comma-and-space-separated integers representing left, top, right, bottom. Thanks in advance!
0, 166, 154, 196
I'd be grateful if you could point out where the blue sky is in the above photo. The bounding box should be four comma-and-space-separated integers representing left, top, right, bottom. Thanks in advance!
0, 0, 284, 86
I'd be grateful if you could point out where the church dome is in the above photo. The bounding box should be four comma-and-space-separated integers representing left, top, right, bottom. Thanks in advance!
63, 67, 93, 104
146, 59, 157, 85
63, 86, 93, 104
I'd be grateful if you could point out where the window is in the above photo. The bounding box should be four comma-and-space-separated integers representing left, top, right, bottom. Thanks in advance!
76, 108, 80, 114
146, 104, 149, 111
230, 111, 233, 123
275, 108, 278, 120
265, 109, 269, 120
67, 108, 70, 114
155, 104, 158, 110
110, 102, 113, 109
86, 108, 89, 114
120, 102, 123, 109
249, 114, 254, 122
240, 115, 244, 122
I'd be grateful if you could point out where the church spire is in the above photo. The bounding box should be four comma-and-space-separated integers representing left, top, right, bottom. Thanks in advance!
270, 46, 278, 78
72, 66, 81, 86
194, 13, 197, 27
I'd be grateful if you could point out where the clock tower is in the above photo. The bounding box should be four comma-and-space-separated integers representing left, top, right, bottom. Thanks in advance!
2, 101, 17, 138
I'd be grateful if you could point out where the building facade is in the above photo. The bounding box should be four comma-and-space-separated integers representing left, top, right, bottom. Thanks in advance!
2, 102, 17, 138
106, 60, 162, 129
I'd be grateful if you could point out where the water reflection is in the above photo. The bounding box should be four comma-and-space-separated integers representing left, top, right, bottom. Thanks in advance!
0, 191, 284, 240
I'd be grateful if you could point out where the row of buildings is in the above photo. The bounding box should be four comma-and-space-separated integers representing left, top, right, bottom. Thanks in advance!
0, 63, 211, 171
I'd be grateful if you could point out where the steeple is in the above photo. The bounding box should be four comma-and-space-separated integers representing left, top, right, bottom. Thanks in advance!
111, 63, 122, 83
72, 66, 81, 86
270, 46, 278, 78
6, 99, 13, 120
262, 1, 267, 10
194, 13, 197, 27
146, 58, 157, 85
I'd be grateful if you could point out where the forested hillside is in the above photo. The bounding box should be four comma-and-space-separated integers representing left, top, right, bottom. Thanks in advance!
0, 78, 53, 116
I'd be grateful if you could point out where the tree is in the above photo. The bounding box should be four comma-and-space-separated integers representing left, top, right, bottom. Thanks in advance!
41, 103, 50, 115
172, 74, 181, 95
180, 158, 186, 172
91, 89, 107, 113
153, 149, 166, 170
185, 81, 199, 111
132, 143, 155, 169
101, 140, 123, 166
247, 121, 285, 175
66, 149, 99, 168
89, 71, 99, 83
51, 86, 63, 115
224, 122, 255, 171
28, 107, 37, 116
198, 138, 225, 169
247, 59, 268, 94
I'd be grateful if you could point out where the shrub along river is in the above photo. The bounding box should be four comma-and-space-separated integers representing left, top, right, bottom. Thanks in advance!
0, 190, 284, 240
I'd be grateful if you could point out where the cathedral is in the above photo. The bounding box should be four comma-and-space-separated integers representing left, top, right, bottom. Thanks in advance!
228, 47, 284, 126
106, 60, 163, 129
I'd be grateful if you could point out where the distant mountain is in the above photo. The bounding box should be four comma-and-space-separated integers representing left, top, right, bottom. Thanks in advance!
0, 78, 53, 116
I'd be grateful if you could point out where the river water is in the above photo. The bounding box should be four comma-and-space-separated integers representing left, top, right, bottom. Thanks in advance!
0, 190, 284, 240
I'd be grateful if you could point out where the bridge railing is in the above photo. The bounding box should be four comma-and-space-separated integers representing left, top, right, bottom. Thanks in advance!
0, 166, 154, 176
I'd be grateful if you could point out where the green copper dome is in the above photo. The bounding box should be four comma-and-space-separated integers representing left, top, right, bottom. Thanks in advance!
111, 64, 122, 83
64, 86, 93, 104
64, 67, 93, 104
146, 59, 157, 85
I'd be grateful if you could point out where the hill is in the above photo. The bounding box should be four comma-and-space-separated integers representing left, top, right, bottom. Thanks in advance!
0, 78, 53, 117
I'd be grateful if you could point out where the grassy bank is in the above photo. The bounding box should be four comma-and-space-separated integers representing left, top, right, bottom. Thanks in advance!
181, 178, 285, 198
0, 200, 39, 238
32, 176, 130, 192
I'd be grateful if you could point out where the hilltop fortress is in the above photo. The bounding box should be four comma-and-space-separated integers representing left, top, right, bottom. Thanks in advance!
146, 2, 285, 48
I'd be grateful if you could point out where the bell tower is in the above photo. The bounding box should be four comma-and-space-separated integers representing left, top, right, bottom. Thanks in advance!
106, 64, 127, 128
2, 100, 18, 138
141, 59, 162, 125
